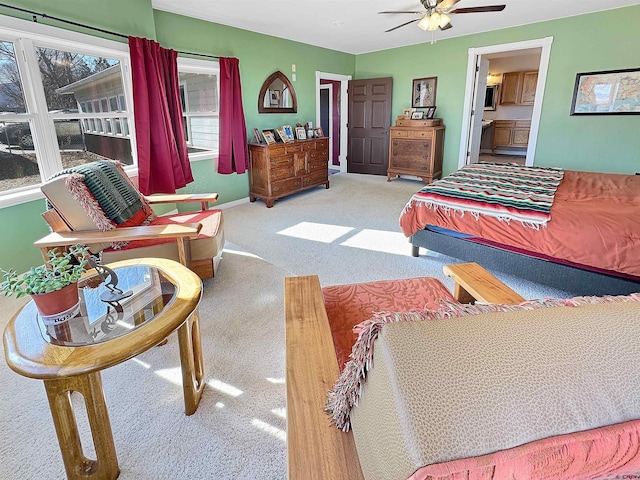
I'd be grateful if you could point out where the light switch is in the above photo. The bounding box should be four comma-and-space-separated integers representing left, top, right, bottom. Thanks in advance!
292, 64, 296, 72
292, 73, 297, 82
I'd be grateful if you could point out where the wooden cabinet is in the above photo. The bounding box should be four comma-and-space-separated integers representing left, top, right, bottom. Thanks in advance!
249, 138, 329, 207
491, 120, 531, 153
500, 71, 538, 106
387, 119, 445, 184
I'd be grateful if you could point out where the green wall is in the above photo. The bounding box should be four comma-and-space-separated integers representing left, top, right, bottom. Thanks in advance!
355, 5, 640, 176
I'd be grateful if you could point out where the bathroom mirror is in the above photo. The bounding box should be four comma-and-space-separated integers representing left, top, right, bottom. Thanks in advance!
258, 71, 297, 114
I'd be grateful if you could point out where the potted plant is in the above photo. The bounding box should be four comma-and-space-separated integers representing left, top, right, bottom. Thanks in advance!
1, 244, 89, 325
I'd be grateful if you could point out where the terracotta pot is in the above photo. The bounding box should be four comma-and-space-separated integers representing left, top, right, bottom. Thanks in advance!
31, 282, 81, 326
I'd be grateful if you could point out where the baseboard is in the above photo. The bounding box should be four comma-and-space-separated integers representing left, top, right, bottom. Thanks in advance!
217, 197, 250, 210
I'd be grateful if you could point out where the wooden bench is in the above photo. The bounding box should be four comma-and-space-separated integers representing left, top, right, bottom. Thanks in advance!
284, 263, 523, 479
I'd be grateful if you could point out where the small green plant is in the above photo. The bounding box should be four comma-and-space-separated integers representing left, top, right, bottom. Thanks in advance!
0, 244, 89, 298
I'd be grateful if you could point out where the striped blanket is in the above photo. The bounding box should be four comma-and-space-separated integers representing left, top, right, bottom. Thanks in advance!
404, 163, 565, 228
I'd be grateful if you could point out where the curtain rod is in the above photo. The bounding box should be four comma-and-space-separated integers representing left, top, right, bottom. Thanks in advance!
0, 2, 220, 60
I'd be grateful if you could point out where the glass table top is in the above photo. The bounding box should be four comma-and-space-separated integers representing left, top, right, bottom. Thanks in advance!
33, 265, 176, 347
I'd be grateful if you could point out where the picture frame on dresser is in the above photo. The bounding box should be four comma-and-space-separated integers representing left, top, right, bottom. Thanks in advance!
313, 127, 324, 138
276, 127, 289, 143
402, 108, 415, 119
295, 126, 306, 140
411, 111, 424, 120
283, 125, 295, 141
262, 130, 276, 144
253, 128, 262, 143
426, 106, 437, 119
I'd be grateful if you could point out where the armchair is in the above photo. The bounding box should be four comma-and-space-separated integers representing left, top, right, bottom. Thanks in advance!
36, 160, 225, 279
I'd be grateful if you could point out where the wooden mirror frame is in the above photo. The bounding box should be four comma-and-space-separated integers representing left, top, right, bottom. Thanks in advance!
258, 71, 298, 114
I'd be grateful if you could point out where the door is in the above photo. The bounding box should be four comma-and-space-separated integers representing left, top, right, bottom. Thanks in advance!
347, 77, 392, 175
466, 57, 489, 164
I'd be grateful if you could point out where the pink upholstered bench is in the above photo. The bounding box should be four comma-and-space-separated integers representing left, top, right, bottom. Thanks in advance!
322, 277, 455, 368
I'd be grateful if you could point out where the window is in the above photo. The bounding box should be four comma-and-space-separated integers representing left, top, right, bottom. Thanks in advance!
177, 57, 219, 160
0, 15, 134, 206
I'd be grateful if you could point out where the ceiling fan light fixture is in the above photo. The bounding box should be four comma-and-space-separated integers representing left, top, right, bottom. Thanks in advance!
439, 13, 451, 28
417, 14, 431, 31
427, 12, 441, 31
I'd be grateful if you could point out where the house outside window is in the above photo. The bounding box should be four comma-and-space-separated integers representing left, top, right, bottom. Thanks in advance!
0, 15, 135, 208
177, 57, 220, 160
0, 15, 219, 208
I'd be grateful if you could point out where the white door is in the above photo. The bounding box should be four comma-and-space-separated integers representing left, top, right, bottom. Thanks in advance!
466, 56, 489, 165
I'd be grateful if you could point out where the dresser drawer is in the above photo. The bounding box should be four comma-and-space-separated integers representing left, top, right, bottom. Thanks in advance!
308, 149, 328, 161
285, 144, 303, 153
270, 155, 294, 168
308, 160, 328, 173
270, 165, 294, 181
408, 130, 433, 139
268, 145, 286, 155
391, 129, 409, 138
302, 171, 328, 187
271, 177, 301, 196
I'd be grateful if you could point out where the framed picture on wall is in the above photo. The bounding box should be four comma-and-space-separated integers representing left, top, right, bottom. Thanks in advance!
412, 77, 437, 108
570, 67, 640, 115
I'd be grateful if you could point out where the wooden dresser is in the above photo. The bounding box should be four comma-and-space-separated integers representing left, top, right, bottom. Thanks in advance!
387, 118, 445, 183
249, 138, 329, 207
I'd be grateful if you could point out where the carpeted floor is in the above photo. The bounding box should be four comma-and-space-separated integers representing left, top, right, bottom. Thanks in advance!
0, 173, 570, 479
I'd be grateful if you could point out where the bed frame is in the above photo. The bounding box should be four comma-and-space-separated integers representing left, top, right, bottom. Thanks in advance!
411, 229, 640, 296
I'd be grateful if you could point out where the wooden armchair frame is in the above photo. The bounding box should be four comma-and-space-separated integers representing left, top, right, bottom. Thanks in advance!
36, 193, 219, 272
284, 263, 523, 479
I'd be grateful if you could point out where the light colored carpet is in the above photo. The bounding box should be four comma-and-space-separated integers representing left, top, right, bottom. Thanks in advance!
0, 173, 569, 479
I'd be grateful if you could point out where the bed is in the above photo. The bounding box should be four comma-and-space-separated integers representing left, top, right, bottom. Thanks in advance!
400, 164, 640, 295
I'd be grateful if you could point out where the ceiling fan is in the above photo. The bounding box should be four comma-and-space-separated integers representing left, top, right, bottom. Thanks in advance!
380, 0, 506, 33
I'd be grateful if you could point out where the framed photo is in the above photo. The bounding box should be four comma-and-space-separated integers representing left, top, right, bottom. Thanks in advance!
270, 89, 280, 106
262, 130, 276, 144
402, 107, 415, 119
570, 68, 640, 115
411, 111, 424, 120
426, 106, 437, 119
412, 77, 437, 108
282, 125, 295, 141
313, 126, 324, 138
253, 128, 262, 143
276, 127, 289, 143
295, 126, 306, 140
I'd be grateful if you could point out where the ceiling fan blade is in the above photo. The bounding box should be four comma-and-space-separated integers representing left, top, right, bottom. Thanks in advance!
385, 18, 421, 32
378, 11, 423, 14
437, 0, 461, 10
450, 5, 506, 14
439, 21, 453, 30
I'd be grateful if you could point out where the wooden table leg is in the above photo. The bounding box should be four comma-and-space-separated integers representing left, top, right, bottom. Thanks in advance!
176, 308, 205, 416
44, 372, 119, 480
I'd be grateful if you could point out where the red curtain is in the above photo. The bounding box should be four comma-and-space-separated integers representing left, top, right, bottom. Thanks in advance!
128, 37, 193, 195
218, 57, 249, 174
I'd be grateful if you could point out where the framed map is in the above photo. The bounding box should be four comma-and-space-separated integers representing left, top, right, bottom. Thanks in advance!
570, 68, 640, 115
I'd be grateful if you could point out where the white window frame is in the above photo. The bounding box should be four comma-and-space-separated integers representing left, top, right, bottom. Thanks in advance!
0, 14, 136, 209
177, 56, 220, 163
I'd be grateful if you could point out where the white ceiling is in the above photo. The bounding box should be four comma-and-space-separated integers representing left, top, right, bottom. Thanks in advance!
151, 0, 640, 55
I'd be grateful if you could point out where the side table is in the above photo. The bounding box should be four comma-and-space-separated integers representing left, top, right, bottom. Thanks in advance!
3, 258, 204, 480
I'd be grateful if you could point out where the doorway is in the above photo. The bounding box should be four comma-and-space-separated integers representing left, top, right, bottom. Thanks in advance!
319, 83, 335, 170
316, 71, 351, 172
458, 37, 554, 169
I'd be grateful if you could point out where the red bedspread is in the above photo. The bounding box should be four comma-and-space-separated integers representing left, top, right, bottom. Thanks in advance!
400, 170, 640, 277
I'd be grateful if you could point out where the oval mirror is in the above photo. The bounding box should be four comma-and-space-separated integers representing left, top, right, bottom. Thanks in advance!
258, 71, 297, 114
